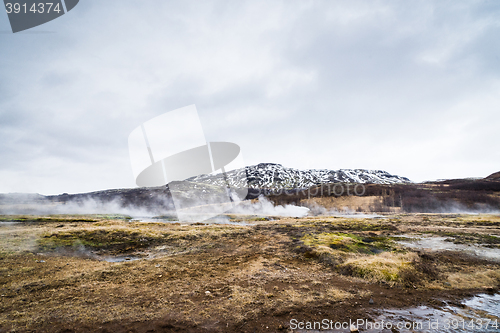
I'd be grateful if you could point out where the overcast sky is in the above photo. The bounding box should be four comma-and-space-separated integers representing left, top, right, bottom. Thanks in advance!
1, 0, 499, 195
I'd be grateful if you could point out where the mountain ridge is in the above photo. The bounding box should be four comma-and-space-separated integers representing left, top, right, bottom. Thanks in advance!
188, 163, 411, 189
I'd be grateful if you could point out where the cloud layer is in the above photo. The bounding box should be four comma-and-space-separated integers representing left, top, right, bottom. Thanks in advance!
1, 0, 499, 194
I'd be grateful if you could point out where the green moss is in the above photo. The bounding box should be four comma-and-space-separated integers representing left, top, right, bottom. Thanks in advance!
350, 266, 401, 282
93, 214, 133, 220
0, 215, 96, 223
336, 221, 398, 232
301, 232, 395, 254
290, 219, 398, 232
37, 229, 163, 253
152, 215, 178, 221
226, 215, 270, 222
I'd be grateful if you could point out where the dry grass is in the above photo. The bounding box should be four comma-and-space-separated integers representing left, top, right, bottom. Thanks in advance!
302, 232, 395, 255
303, 232, 357, 249
339, 252, 419, 285
447, 269, 500, 289
1, 213, 500, 332
301, 196, 381, 213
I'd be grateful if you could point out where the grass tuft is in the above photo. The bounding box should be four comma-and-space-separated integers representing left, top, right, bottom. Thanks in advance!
338, 252, 419, 285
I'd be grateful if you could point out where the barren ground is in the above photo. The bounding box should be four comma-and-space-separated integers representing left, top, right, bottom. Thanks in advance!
1, 213, 499, 332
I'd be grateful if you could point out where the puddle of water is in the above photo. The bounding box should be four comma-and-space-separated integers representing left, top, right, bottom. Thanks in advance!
367, 293, 500, 332
98, 256, 142, 263
394, 235, 500, 262
292, 294, 500, 332
463, 293, 500, 320
131, 216, 177, 223
132, 216, 252, 226
326, 214, 387, 219
0, 221, 21, 226
350, 214, 387, 219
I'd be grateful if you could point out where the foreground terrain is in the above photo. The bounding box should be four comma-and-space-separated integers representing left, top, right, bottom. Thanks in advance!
1, 213, 500, 332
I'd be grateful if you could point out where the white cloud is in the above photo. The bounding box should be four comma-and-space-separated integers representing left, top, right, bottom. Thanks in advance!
0, 0, 499, 194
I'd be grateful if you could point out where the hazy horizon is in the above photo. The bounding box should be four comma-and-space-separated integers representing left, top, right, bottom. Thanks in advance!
0, 161, 494, 196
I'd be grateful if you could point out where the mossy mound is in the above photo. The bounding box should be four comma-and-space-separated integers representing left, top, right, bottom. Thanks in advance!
301, 232, 395, 254
338, 252, 419, 285
38, 229, 164, 254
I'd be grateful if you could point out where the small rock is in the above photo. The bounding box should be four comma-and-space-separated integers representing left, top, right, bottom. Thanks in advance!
350, 324, 359, 332
444, 282, 451, 287
205, 291, 211, 295
155, 264, 160, 268
369, 298, 374, 305
483, 286, 495, 293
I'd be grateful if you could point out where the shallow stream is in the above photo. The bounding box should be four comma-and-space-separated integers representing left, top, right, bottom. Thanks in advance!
294, 293, 500, 332
394, 235, 500, 262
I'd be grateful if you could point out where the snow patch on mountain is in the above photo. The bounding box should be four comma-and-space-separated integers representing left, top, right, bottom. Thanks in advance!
188, 163, 411, 189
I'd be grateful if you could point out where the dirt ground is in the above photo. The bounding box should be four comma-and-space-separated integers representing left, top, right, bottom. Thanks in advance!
1, 213, 499, 332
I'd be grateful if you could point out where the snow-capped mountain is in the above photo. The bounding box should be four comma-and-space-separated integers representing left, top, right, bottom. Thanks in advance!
188, 163, 411, 189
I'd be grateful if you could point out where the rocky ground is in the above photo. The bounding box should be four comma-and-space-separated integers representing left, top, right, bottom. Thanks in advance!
0, 213, 499, 332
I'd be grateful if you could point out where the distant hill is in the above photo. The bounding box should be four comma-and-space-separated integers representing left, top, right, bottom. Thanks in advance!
1, 164, 499, 215
270, 170, 500, 213
486, 171, 500, 181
